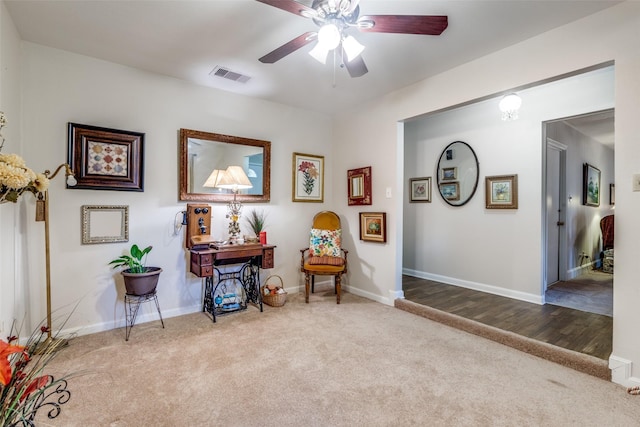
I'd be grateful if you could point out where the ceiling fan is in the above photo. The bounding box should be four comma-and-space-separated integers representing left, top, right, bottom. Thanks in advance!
256, 0, 448, 78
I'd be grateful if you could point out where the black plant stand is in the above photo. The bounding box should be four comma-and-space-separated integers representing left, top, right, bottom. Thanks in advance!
124, 291, 164, 341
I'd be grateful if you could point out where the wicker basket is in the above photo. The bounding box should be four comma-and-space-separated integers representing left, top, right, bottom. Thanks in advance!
261, 275, 287, 307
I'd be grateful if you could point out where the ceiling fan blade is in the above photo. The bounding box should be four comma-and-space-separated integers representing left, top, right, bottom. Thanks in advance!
259, 32, 317, 64
255, 0, 316, 18
342, 51, 368, 78
357, 15, 448, 35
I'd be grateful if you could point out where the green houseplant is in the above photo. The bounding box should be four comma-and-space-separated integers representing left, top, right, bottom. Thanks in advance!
245, 209, 267, 240
109, 244, 162, 296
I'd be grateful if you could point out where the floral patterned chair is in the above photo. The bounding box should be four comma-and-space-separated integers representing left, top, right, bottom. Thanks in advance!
300, 211, 348, 304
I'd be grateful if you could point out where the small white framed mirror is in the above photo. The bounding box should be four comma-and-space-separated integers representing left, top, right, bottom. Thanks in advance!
81, 205, 129, 244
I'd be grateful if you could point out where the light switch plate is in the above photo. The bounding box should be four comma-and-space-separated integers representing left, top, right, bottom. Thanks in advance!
633, 174, 640, 192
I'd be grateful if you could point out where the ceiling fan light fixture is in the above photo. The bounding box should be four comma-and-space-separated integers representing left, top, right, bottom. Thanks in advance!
317, 23, 341, 50
342, 35, 365, 62
309, 42, 330, 64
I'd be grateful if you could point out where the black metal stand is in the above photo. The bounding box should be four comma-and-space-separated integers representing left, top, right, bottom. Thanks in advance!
8, 375, 70, 427
202, 257, 263, 323
124, 291, 164, 341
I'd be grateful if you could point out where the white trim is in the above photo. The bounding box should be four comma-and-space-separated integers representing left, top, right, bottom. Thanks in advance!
609, 355, 640, 387
403, 268, 543, 305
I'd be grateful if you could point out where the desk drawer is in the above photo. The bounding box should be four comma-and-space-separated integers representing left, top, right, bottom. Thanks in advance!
191, 252, 213, 266
262, 248, 274, 269
191, 262, 213, 277
215, 248, 263, 260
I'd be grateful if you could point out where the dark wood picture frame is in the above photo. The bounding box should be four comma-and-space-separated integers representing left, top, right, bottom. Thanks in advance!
68, 123, 144, 191
347, 166, 372, 206
582, 163, 601, 207
359, 212, 387, 243
409, 177, 431, 202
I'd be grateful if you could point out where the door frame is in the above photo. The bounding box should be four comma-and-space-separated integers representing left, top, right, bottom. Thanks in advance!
542, 135, 568, 297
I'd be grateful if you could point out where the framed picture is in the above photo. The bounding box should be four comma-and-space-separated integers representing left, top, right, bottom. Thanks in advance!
292, 152, 324, 202
485, 174, 518, 209
439, 182, 460, 201
81, 205, 129, 244
68, 123, 144, 191
610, 183, 615, 205
347, 166, 372, 206
359, 212, 386, 243
409, 177, 431, 202
441, 167, 457, 181
583, 163, 601, 207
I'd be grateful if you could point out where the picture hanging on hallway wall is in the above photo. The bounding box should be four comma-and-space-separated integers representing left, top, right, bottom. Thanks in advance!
582, 163, 601, 207
485, 174, 518, 209
409, 177, 431, 202
67, 123, 145, 191
292, 152, 324, 202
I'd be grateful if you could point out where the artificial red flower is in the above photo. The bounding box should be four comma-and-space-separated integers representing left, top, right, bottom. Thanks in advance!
0, 339, 25, 386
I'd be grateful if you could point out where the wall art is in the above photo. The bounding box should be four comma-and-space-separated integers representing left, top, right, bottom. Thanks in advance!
583, 163, 601, 207
485, 174, 518, 209
359, 212, 386, 243
409, 177, 431, 202
292, 152, 324, 202
347, 166, 372, 206
81, 205, 129, 244
438, 182, 460, 201
68, 123, 144, 191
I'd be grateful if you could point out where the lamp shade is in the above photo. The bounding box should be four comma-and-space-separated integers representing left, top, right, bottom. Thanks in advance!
309, 42, 329, 64
342, 35, 364, 62
317, 24, 341, 50
499, 93, 522, 120
216, 166, 253, 190
203, 169, 225, 188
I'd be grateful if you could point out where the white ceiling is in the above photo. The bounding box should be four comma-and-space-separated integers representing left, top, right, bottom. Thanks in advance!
4, 0, 621, 118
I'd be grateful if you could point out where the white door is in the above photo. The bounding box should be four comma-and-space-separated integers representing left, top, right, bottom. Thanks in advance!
546, 139, 567, 288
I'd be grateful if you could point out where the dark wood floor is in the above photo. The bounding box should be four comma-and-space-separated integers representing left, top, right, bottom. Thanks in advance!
403, 275, 612, 360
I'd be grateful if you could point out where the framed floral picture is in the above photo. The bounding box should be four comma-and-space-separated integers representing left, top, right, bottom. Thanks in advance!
292, 152, 324, 202
485, 174, 518, 209
359, 212, 387, 243
68, 123, 144, 191
347, 166, 372, 206
409, 177, 431, 202
583, 163, 601, 207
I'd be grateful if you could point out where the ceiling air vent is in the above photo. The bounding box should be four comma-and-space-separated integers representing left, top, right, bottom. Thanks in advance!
209, 66, 251, 83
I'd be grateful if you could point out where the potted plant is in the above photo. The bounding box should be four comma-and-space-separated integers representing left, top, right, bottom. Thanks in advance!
245, 209, 267, 241
109, 244, 162, 295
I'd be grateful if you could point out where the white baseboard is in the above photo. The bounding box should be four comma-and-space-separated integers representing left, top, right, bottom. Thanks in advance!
609, 355, 640, 387
402, 268, 543, 305
59, 304, 202, 339
288, 279, 396, 306
566, 260, 597, 280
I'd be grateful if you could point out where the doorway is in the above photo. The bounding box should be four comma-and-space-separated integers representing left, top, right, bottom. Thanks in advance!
543, 109, 614, 316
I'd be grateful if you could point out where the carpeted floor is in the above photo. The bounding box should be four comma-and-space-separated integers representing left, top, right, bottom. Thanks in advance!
545, 270, 613, 316
42, 288, 640, 426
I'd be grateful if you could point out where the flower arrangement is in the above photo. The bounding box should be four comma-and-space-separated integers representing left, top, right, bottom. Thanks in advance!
1, 323, 71, 426
298, 161, 318, 195
0, 112, 50, 204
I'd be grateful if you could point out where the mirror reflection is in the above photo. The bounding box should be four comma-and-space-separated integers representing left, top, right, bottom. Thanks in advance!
436, 141, 479, 206
179, 129, 271, 202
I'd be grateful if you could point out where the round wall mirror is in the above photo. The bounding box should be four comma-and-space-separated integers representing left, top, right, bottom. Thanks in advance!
436, 141, 479, 206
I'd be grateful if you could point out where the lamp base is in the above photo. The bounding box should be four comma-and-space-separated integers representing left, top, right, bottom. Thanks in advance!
33, 336, 69, 355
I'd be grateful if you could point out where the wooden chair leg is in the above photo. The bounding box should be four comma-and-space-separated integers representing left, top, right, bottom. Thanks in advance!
311, 275, 315, 293
335, 274, 341, 304
305, 272, 310, 303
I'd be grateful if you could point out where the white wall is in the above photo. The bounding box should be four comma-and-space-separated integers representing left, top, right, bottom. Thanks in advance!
333, 2, 640, 386
14, 42, 333, 335
0, 1, 23, 338
402, 67, 613, 304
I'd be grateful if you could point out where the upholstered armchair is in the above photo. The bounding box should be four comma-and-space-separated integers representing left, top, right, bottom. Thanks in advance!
300, 211, 348, 304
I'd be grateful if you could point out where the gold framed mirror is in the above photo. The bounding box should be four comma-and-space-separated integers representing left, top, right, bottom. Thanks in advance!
179, 128, 271, 203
